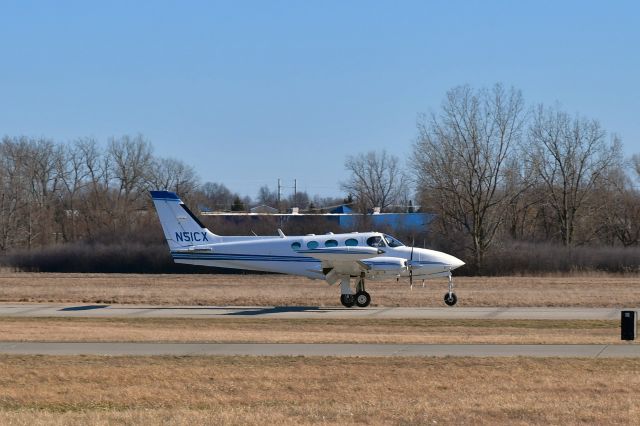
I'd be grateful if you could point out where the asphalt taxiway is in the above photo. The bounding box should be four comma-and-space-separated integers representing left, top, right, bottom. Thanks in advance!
0, 303, 634, 320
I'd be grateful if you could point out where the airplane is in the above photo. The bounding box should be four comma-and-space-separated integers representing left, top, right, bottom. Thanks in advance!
150, 190, 465, 307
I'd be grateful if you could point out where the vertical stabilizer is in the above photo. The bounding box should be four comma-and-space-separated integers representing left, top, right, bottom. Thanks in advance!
150, 191, 220, 250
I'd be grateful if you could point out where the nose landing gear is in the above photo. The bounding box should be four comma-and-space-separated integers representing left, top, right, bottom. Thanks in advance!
444, 292, 457, 306
444, 273, 457, 306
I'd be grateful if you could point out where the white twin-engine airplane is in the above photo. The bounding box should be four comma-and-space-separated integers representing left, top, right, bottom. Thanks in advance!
151, 190, 465, 307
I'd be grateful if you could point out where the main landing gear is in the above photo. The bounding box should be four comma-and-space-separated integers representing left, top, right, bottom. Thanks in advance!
340, 276, 371, 308
340, 294, 355, 308
339, 273, 458, 308
444, 273, 457, 306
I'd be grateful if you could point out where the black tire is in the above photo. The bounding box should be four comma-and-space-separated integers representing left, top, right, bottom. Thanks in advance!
340, 294, 356, 308
444, 292, 457, 306
355, 291, 371, 308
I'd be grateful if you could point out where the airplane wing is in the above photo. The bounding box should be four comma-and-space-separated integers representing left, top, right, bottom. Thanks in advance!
297, 247, 397, 283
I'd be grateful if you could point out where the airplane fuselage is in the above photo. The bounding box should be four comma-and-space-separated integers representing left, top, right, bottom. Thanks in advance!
150, 190, 465, 307
171, 231, 464, 281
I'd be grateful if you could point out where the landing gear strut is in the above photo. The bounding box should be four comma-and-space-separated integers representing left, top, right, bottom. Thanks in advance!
340, 278, 355, 307
354, 276, 371, 308
444, 273, 457, 306
340, 275, 371, 308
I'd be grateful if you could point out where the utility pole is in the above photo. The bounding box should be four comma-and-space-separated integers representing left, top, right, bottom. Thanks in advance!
275, 178, 298, 213
277, 178, 282, 213
293, 179, 297, 206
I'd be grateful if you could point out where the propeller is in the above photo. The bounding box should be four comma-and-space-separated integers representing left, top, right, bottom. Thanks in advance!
409, 239, 414, 290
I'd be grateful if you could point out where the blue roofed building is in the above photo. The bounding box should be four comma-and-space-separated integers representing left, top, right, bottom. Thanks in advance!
201, 204, 436, 233
326, 205, 435, 231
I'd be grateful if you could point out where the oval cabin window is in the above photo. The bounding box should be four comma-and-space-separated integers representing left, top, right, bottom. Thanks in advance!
345, 238, 358, 246
325, 239, 338, 247
307, 241, 319, 249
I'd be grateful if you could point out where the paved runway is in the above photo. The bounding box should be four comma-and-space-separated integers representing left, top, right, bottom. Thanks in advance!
0, 342, 637, 357
0, 303, 634, 320
1, 304, 637, 358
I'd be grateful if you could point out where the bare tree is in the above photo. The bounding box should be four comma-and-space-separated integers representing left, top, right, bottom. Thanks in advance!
72, 137, 115, 238
57, 140, 93, 241
412, 84, 527, 270
0, 137, 64, 248
108, 134, 153, 201
502, 156, 543, 240
528, 105, 622, 245
198, 182, 235, 211
289, 190, 310, 209
25, 138, 63, 247
107, 135, 154, 231
594, 166, 640, 246
0, 138, 28, 250
147, 157, 198, 196
257, 185, 278, 207
632, 154, 640, 179
341, 150, 407, 213
77, 138, 109, 191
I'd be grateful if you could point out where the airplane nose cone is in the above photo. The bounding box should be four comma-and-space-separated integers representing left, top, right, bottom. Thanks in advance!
450, 256, 465, 270
414, 249, 465, 271
442, 253, 465, 270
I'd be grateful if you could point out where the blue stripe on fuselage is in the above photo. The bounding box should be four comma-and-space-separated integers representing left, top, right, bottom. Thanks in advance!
170, 252, 319, 262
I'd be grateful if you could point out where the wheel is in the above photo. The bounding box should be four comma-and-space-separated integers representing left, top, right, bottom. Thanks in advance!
340, 294, 356, 308
355, 291, 371, 308
444, 292, 457, 306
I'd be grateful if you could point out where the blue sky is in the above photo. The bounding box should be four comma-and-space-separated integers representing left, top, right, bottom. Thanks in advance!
1, 1, 638, 198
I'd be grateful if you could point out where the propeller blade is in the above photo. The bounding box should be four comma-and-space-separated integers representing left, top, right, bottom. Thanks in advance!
409, 268, 413, 289
410, 238, 415, 261
409, 239, 415, 289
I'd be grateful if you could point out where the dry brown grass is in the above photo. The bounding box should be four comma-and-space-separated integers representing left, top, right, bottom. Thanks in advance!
0, 317, 623, 344
0, 272, 639, 307
0, 355, 638, 425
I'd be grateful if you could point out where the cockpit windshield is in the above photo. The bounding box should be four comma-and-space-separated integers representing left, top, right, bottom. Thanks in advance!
383, 234, 405, 247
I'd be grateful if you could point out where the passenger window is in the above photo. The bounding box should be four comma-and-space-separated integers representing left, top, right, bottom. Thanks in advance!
325, 239, 338, 247
345, 238, 358, 246
307, 241, 319, 249
291, 242, 301, 250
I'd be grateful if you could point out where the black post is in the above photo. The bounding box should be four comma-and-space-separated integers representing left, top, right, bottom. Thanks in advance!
621, 311, 637, 341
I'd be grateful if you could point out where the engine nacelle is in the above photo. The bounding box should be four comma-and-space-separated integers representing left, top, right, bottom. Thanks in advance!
361, 257, 407, 278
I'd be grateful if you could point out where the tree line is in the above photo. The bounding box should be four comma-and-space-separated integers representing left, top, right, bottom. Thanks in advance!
1, 83, 639, 274
343, 84, 639, 272
0, 133, 348, 252
0, 134, 191, 250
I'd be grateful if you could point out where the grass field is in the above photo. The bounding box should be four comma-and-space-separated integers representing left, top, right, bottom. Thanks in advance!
0, 272, 639, 307
0, 272, 638, 424
0, 355, 638, 425
0, 317, 624, 344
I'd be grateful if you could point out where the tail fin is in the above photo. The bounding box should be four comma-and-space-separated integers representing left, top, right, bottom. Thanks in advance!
150, 191, 220, 250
